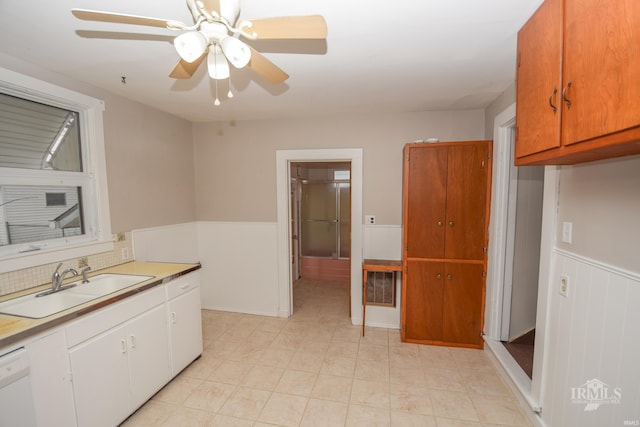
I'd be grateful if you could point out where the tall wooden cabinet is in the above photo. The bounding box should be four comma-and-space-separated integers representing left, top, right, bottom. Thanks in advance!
401, 141, 492, 348
515, 0, 640, 165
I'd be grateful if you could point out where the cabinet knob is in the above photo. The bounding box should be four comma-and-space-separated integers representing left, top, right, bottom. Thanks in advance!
447, 274, 453, 280
436, 274, 442, 280
437, 221, 443, 227
548, 87, 558, 114
448, 221, 455, 227
562, 81, 573, 109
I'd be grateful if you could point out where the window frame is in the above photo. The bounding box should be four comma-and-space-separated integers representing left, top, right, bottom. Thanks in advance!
0, 67, 113, 273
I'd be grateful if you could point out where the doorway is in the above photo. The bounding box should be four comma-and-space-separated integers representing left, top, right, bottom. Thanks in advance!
290, 162, 351, 283
275, 149, 363, 320
500, 157, 544, 378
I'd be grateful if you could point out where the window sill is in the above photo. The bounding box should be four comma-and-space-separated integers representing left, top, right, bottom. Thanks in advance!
0, 239, 115, 273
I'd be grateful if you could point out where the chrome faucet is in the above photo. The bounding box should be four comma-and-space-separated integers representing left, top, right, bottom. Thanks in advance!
51, 262, 79, 292
36, 263, 80, 297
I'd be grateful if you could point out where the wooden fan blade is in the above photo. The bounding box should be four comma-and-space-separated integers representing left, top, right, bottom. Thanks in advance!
248, 15, 327, 40
71, 9, 180, 29
169, 54, 206, 79
248, 47, 289, 84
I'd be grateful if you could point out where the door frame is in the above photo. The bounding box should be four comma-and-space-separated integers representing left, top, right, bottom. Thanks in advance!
485, 102, 558, 414
276, 148, 363, 319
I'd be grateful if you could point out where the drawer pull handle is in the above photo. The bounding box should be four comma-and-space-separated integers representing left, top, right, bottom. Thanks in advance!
437, 221, 443, 227
447, 274, 453, 280
179, 283, 190, 290
120, 339, 127, 354
548, 86, 558, 113
448, 221, 455, 227
171, 312, 177, 324
562, 81, 572, 109
129, 334, 136, 348
436, 274, 442, 280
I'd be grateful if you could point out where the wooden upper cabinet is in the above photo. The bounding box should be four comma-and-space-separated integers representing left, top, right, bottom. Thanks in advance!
404, 145, 448, 259
403, 142, 490, 260
561, 0, 640, 146
444, 144, 490, 260
515, 0, 640, 165
515, 0, 562, 158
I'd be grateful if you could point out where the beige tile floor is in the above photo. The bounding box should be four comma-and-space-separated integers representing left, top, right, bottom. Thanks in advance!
121, 278, 532, 427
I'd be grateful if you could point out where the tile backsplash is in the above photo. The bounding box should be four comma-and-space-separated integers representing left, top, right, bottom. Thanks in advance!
0, 232, 134, 297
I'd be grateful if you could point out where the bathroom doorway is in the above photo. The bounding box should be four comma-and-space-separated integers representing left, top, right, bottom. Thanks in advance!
290, 162, 351, 283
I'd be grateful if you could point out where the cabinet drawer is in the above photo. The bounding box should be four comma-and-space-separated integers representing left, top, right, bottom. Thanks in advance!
66, 286, 165, 348
166, 272, 199, 301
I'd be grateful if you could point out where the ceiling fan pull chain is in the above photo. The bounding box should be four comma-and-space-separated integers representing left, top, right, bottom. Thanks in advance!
214, 44, 221, 106
227, 78, 234, 99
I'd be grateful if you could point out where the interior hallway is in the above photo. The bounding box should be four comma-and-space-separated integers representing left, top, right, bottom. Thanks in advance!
121, 278, 532, 426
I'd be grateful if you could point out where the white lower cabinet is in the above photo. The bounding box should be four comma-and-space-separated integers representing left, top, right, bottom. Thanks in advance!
26, 330, 77, 427
168, 283, 203, 375
68, 295, 171, 427
12, 269, 202, 427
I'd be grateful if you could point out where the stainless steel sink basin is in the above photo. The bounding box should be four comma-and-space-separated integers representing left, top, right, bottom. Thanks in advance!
0, 273, 154, 319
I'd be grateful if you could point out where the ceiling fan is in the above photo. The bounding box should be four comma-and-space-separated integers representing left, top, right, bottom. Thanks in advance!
71, 0, 327, 104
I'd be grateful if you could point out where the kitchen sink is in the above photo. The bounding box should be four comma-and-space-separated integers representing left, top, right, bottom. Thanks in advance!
69, 273, 154, 296
0, 273, 154, 319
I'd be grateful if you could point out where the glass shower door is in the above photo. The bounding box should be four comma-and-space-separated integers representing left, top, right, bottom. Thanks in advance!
300, 182, 350, 258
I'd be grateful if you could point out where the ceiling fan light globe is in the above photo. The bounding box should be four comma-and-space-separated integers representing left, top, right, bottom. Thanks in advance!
175, 31, 208, 63
221, 37, 251, 68
207, 47, 230, 79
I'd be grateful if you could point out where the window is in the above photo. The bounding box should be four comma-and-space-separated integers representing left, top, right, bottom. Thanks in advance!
0, 67, 112, 271
45, 192, 68, 207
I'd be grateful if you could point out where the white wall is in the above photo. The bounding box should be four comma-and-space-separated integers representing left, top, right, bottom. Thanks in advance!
535, 157, 640, 427
509, 165, 544, 341
541, 250, 640, 426
132, 222, 199, 264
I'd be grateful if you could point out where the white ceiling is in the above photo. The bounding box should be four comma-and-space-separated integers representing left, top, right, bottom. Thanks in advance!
0, 0, 543, 123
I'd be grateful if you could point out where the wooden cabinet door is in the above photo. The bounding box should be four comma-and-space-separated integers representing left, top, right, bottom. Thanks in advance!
444, 144, 490, 260
515, 0, 563, 158
561, 0, 640, 146
403, 260, 444, 341
404, 145, 448, 259
442, 263, 484, 346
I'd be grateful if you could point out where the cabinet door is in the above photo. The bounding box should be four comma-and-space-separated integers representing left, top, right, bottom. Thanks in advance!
168, 287, 203, 375
27, 331, 76, 427
515, 0, 563, 158
403, 260, 444, 341
444, 144, 490, 260
442, 263, 484, 346
561, 0, 640, 146
69, 326, 131, 427
404, 146, 448, 258
127, 304, 171, 410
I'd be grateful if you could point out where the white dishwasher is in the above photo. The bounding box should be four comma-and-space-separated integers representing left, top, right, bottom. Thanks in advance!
0, 347, 37, 427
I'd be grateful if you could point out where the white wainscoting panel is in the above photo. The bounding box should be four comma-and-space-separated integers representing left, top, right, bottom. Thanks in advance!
541, 249, 640, 427
132, 222, 199, 263
363, 225, 402, 261
196, 221, 280, 317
